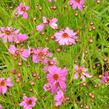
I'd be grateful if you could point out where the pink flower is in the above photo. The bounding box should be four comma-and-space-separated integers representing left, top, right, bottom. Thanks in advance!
36, 23, 45, 31
19, 96, 37, 109
36, 17, 58, 31
8, 45, 30, 61
0, 105, 3, 109
74, 65, 92, 80
54, 90, 65, 106
0, 78, 13, 94
32, 47, 52, 63
16, 2, 29, 19
69, 0, 85, 11
101, 71, 109, 84
47, 66, 68, 93
14, 33, 28, 43
20, 48, 30, 60
0, 27, 18, 42
43, 58, 57, 72
54, 27, 78, 45
8, 45, 17, 55
43, 17, 58, 29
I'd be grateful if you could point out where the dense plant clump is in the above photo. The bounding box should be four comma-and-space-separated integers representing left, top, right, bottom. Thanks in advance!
0, 0, 109, 109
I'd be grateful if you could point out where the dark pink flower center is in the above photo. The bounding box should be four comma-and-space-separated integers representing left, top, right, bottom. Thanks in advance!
5, 30, 11, 35
0, 80, 6, 87
62, 33, 69, 38
75, 0, 81, 3
21, 7, 26, 12
53, 73, 59, 80
26, 99, 32, 105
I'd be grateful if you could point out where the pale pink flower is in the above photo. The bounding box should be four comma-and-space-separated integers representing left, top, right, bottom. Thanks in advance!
0, 78, 13, 94
14, 33, 28, 43
47, 66, 68, 93
43, 58, 57, 72
0, 105, 3, 109
54, 90, 65, 106
16, 2, 29, 19
74, 65, 92, 80
69, 0, 85, 11
54, 27, 78, 45
101, 71, 109, 84
32, 48, 52, 63
36, 17, 58, 31
19, 96, 37, 109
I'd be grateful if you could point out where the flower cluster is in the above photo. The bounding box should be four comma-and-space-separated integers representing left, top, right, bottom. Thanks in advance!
0, 27, 28, 43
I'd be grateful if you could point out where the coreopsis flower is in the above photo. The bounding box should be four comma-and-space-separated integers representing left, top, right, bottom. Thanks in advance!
0, 27, 19, 42
13, 33, 28, 44
19, 96, 37, 109
0, 78, 13, 94
54, 90, 65, 106
43, 58, 57, 72
69, 0, 85, 11
36, 17, 58, 31
32, 47, 52, 63
16, 2, 29, 19
47, 66, 68, 93
101, 71, 109, 84
54, 27, 78, 45
8, 45, 30, 61
74, 65, 92, 80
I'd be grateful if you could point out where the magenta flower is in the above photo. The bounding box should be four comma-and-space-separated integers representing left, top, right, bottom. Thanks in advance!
69, 0, 85, 11
8, 45, 30, 61
74, 65, 92, 80
0, 78, 13, 94
47, 66, 68, 93
36, 17, 58, 31
19, 96, 37, 109
32, 47, 52, 63
54, 27, 78, 46
101, 71, 109, 84
16, 2, 29, 19
14, 33, 28, 43
54, 90, 65, 106
0, 105, 3, 109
